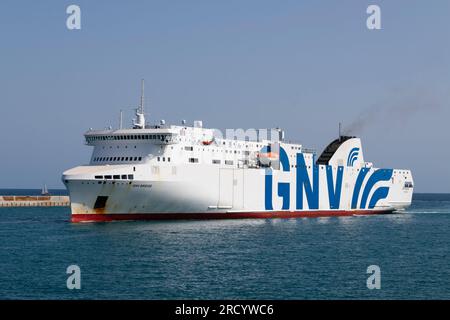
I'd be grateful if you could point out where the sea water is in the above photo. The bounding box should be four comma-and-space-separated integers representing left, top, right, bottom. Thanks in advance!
0, 192, 449, 299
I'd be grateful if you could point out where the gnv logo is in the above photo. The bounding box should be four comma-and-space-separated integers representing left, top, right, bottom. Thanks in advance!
347, 147, 360, 167
265, 147, 393, 210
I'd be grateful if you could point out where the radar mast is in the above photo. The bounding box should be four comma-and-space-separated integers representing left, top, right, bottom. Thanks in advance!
133, 79, 146, 129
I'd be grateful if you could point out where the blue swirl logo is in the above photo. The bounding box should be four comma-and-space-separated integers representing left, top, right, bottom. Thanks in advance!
347, 147, 360, 167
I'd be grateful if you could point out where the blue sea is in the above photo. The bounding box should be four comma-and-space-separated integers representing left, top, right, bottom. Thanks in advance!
0, 191, 449, 299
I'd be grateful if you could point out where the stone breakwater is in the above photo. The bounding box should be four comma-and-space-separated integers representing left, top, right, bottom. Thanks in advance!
0, 195, 70, 207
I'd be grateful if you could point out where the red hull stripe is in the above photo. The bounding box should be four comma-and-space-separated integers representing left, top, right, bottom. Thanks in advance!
71, 209, 395, 223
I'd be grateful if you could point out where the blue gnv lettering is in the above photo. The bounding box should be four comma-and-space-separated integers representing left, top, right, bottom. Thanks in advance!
265, 151, 392, 211
326, 166, 343, 209
296, 154, 319, 210
264, 146, 290, 210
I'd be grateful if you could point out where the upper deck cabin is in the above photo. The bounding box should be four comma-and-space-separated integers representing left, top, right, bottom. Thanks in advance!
83, 120, 314, 170
82, 80, 314, 169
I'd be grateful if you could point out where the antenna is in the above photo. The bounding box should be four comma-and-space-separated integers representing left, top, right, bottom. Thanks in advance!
140, 79, 145, 115
133, 79, 146, 129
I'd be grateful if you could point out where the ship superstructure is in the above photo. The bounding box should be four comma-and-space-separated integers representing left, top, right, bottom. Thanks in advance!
63, 81, 414, 222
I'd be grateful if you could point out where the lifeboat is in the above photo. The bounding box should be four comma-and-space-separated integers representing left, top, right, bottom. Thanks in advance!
256, 151, 279, 166
202, 138, 214, 145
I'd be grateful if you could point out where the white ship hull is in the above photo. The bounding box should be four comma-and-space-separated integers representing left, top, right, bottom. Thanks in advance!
63, 83, 413, 222
64, 153, 413, 222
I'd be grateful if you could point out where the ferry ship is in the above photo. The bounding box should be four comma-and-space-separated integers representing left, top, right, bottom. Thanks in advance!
63, 81, 414, 222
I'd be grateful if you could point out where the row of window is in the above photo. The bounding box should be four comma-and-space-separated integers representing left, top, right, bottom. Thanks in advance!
404, 181, 414, 188
189, 158, 235, 165
87, 135, 303, 153
94, 174, 134, 180
157, 157, 171, 162
86, 134, 169, 143
93, 156, 142, 162
184, 145, 248, 154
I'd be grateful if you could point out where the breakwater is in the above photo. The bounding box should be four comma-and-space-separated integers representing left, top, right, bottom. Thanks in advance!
0, 195, 70, 207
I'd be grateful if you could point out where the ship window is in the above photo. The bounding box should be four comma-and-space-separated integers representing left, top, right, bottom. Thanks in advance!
121, 175, 127, 179
189, 158, 199, 163
104, 175, 112, 179
162, 157, 165, 162
157, 157, 160, 161
121, 157, 125, 161
128, 174, 134, 180
133, 157, 136, 161
139, 157, 142, 161
225, 160, 233, 165
212, 160, 221, 164
113, 175, 120, 180
167, 157, 170, 162
95, 175, 103, 179
185, 146, 193, 151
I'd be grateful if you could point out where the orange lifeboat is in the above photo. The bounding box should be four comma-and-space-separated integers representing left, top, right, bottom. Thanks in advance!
202, 137, 215, 145
256, 152, 279, 166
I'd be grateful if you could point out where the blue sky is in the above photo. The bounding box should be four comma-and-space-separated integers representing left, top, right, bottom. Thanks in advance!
0, 0, 449, 192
